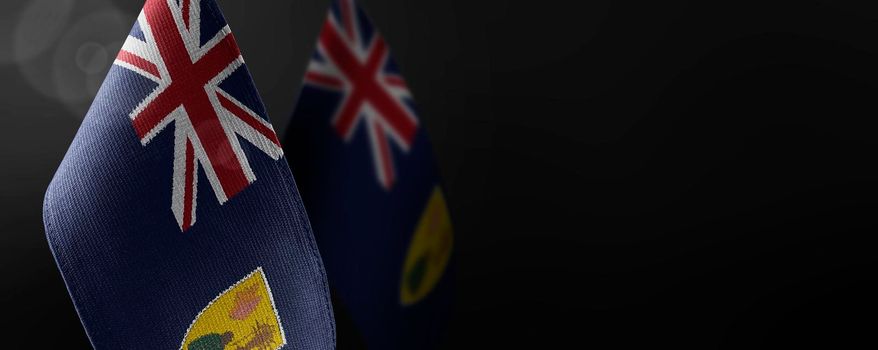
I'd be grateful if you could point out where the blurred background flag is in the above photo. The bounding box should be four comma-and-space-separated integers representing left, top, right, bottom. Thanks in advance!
42, 0, 335, 348
284, 0, 455, 348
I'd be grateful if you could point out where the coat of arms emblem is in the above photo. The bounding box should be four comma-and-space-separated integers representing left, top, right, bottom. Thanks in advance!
181, 268, 286, 350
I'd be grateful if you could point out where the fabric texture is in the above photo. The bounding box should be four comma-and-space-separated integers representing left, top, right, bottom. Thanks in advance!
43, 1, 335, 348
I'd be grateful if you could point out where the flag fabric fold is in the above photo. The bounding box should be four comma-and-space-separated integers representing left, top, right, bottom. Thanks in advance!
285, 0, 455, 348
43, 0, 335, 348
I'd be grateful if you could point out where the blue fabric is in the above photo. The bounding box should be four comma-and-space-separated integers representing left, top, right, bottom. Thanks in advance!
43, 1, 335, 348
284, 1, 454, 348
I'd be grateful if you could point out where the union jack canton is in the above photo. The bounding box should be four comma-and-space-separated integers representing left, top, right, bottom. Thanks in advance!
303, 0, 419, 190
115, 0, 283, 230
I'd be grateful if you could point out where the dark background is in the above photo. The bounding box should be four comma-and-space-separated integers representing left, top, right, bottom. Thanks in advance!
2, 0, 878, 348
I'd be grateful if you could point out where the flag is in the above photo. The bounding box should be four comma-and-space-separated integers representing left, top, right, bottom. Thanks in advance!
284, 0, 454, 348
43, 1, 335, 348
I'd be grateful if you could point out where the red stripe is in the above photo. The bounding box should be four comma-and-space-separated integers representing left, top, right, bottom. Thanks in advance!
132, 86, 180, 139
141, 0, 249, 199
182, 138, 195, 231
333, 92, 364, 139
305, 71, 345, 89
372, 119, 395, 188
365, 37, 387, 72
145, 0, 194, 78
117, 50, 160, 79
192, 35, 241, 82
182, 0, 191, 29
319, 25, 418, 145
362, 38, 418, 144
319, 22, 367, 137
359, 86, 417, 144
384, 75, 407, 89
340, 0, 355, 41
217, 93, 281, 147
185, 93, 250, 198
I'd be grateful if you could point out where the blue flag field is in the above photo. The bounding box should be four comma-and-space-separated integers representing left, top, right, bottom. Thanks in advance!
285, 0, 455, 348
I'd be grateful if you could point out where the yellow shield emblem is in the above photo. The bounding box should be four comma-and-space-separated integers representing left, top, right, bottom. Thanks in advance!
400, 187, 454, 306
180, 267, 286, 350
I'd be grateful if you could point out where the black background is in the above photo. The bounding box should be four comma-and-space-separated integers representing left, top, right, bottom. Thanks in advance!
2, 0, 878, 348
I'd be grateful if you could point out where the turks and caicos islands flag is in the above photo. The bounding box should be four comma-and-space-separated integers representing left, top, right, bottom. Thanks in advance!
43, 1, 335, 348
285, 0, 454, 348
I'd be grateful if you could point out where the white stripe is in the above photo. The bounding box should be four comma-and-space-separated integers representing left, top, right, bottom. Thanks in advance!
216, 89, 284, 160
